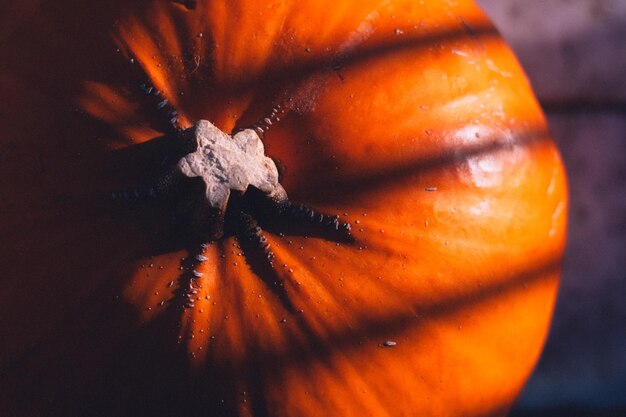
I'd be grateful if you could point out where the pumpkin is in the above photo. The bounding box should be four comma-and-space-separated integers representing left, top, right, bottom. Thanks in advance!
0, 0, 567, 416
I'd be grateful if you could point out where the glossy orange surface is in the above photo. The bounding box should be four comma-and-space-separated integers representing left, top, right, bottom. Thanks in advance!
0, 1, 567, 416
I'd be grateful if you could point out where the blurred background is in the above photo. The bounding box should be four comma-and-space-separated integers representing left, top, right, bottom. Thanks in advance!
475, 1, 626, 416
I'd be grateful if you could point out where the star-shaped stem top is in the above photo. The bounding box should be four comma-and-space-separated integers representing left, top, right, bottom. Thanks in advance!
176, 120, 288, 214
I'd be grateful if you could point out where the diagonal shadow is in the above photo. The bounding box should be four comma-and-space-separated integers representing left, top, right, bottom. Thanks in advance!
292, 126, 552, 205
232, 255, 563, 373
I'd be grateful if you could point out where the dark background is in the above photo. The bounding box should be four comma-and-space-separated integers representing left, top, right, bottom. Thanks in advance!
476, 1, 626, 415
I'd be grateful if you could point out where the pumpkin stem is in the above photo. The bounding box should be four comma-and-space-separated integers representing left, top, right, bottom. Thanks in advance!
138, 82, 185, 133
249, 104, 289, 138
274, 200, 353, 242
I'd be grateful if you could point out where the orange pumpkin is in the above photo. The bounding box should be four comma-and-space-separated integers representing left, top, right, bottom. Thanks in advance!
0, 0, 567, 416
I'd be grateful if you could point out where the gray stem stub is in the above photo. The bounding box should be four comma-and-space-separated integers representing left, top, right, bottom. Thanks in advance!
176, 120, 286, 213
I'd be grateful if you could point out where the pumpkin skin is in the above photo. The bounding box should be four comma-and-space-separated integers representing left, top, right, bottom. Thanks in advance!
0, 0, 567, 416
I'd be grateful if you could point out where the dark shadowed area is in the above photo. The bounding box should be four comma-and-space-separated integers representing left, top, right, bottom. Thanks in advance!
476, 0, 626, 415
